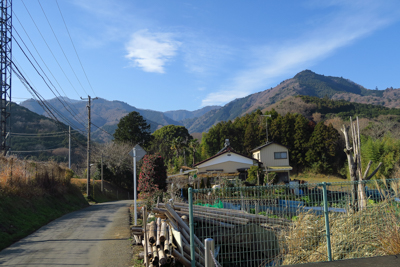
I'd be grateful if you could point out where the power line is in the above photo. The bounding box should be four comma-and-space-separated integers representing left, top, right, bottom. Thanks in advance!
19, 0, 85, 98
91, 122, 114, 138
55, 0, 97, 97
11, 147, 66, 153
36, 0, 90, 97
12, 35, 87, 131
12, 11, 87, 124
12, 62, 87, 141
12, 29, 87, 130
13, 9, 87, 124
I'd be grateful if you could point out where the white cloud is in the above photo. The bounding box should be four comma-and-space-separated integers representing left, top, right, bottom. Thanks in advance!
201, 1, 400, 106
125, 30, 181, 73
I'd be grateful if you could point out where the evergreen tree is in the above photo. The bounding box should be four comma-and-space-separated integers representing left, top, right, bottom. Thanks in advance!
113, 111, 152, 147
305, 122, 339, 173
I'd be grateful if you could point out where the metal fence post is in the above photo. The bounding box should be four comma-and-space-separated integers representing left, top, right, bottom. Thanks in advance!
189, 187, 195, 267
322, 182, 332, 261
205, 238, 215, 267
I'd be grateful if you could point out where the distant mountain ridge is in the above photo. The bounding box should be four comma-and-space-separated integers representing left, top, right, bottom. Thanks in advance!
20, 98, 219, 142
180, 70, 400, 132
164, 106, 220, 121
20, 70, 400, 137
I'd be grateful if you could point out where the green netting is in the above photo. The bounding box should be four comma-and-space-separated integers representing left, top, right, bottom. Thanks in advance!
195, 199, 223, 208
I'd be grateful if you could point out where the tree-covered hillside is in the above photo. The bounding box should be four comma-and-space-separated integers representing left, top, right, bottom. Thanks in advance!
10, 103, 86, 162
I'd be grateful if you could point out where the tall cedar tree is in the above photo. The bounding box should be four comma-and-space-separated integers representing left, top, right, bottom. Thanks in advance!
138, 153, 167, 192
113, 111, 152, 147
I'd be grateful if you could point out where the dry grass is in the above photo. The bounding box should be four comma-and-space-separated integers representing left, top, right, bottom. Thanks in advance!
280, 179, 400, 265
0, 156, 72, 198
280, 205, 394, 265
291, 173, 347, 184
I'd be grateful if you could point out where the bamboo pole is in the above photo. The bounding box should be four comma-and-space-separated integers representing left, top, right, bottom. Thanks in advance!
146, 231, 152, 260
149, 221, 157, 245
172, 249, 191, 267
159, 245, 167, 266
156, 217, 161, 248
153, 207, 248, 226
167, 202, 291, 225
181, 215, 189, 226
177, 208, 249, 224
160, 220, 167, 243
183, 251, 203, 267
152, 244, 158, 262
183, 243, 205, 266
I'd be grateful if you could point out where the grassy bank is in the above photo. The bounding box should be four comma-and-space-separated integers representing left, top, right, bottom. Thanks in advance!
0, 157, 89, 251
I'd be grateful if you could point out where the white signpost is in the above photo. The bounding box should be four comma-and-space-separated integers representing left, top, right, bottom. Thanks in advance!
129, 144, 146, 225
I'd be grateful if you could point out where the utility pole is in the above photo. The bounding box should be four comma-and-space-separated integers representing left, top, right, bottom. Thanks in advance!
101, 153, 104, 193
0, 0, 12, 156
81, 95, 97, 197
68, 125, 71, 169
261, 114, 272, 143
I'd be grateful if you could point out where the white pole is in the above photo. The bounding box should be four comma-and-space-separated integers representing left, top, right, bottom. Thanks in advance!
134, 148, 137, 225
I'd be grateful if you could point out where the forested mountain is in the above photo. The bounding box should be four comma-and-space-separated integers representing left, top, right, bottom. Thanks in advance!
20, 70, 400, 137
9, 102, 86, 162
181, 70, 400, 133
21, 98, 182, 143
164, 106, 220, 121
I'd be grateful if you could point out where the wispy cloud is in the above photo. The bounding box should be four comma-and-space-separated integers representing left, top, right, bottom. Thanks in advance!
201, 0, 400, 106
125, 30, 181, 73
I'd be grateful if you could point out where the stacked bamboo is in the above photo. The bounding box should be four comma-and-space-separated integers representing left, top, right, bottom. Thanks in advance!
138, 201, 288, 266
139, 203, 206, 267
156, 202, 291, 228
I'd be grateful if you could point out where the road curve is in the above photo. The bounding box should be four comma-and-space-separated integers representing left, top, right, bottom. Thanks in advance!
0, 200, 133, 267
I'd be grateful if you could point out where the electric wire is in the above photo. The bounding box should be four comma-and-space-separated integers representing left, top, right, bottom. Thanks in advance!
13, 28, 88, 130
12, 61, 87, 141
12, 11, 87, 124
36, 0, 90, 97
12, 147, 68, 153
90, 122, 114, 138
12, 63, 91, 156
55, 0, 97, 97
12, 35, 87, 131
12, 131, 80, 137
19, 0, 85, 99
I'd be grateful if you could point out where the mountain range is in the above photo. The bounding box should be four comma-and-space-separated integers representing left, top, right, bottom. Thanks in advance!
20, 70, 400, 142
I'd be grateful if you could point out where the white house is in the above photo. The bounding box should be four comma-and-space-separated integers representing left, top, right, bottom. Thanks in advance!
194, 140, 259, 179
251, 142, 292, 183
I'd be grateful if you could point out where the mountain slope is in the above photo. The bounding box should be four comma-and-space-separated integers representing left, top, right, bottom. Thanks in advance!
21, 98, 182, 142
164, 106, 220, 121
182, 70, 400, 133
10, 102, 86, 161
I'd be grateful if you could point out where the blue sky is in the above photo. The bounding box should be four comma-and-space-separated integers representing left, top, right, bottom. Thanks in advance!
12, 0, 400, 112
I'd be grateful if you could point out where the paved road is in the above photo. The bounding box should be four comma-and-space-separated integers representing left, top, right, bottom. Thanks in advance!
0, 200, 133, 267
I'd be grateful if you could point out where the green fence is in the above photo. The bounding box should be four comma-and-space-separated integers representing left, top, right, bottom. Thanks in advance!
188, 179, 400, 267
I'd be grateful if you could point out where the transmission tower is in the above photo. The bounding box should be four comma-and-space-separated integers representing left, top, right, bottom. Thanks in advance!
0, 0, 12, 155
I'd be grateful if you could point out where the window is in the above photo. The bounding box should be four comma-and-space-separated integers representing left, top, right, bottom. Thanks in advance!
274, 152, 287, 159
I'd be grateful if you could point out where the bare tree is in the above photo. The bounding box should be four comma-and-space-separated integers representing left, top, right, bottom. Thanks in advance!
341, 117, 382, 211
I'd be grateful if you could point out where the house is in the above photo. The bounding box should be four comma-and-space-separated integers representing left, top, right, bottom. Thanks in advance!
251, 142, 292, 183
194, 139, 259, 180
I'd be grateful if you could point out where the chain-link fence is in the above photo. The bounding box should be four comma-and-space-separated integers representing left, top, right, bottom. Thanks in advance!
188, 178, 400, 267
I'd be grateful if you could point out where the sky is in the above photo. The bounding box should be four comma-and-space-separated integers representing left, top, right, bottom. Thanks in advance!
11, 0, 400, 112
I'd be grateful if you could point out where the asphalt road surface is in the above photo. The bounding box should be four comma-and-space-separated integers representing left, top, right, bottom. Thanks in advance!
0, 200, 133, 267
